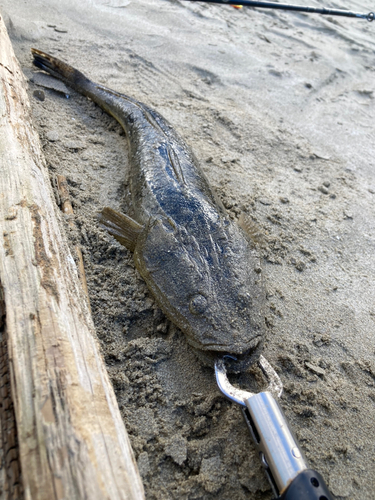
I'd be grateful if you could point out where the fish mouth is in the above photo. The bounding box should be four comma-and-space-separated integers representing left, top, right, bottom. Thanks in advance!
191, 335, 263, 373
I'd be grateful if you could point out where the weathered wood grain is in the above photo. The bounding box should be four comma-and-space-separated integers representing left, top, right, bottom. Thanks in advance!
0, 283, 22, 500
56, 175, 92, 313
0, 14, 144, 500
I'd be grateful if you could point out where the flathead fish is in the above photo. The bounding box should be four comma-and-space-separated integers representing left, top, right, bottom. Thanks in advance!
31, 48, 266, 370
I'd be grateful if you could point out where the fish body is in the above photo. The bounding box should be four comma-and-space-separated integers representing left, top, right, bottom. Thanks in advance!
32, 49, 266, 369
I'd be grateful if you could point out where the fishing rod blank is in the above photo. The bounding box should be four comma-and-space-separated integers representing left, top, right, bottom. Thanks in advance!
184, 0, 374, 21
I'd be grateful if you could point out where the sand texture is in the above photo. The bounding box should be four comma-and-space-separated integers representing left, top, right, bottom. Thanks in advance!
1, 0, 374, 498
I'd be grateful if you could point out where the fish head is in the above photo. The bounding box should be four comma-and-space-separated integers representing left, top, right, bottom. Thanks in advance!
134, 216, 266, 371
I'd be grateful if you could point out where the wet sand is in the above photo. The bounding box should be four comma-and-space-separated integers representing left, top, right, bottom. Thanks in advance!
1, 0, 375, 498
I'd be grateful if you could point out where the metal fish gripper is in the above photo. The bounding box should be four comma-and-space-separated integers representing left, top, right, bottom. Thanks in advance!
215, 355, 334, 499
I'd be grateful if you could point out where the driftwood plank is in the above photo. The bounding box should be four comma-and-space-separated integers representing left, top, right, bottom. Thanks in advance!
0, 14, 144, 500
56, 175, 92, 313
0, 285, 21, 500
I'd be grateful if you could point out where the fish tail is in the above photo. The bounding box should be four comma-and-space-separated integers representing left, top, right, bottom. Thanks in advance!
30, 48, 134, 125
31, 48, 93, 95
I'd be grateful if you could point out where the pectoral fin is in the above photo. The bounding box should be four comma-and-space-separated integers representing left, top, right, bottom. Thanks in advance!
238, 213, 263, 247
98, 207, 144, 252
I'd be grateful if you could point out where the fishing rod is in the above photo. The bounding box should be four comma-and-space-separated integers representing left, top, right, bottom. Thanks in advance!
184, 0, 374, 21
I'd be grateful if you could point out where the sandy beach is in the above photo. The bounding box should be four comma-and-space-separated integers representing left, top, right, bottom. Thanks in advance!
1, 0, 375, 497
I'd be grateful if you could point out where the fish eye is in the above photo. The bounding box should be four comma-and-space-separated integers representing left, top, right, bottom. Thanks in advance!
189, 294, 208, 315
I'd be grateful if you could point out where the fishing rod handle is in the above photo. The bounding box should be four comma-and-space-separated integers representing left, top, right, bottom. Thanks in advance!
185, 0, 374, 21
242, 391, 333, 499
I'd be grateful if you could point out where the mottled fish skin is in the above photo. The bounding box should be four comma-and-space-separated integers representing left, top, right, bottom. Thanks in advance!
31, 48, 266, 370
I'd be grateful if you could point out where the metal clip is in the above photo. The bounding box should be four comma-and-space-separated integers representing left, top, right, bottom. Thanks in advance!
215, 354, 283, 405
